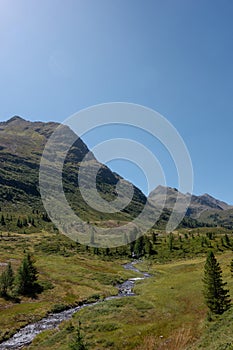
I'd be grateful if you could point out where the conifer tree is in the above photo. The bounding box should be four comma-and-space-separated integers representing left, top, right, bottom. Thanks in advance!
203, 251, 231, 315
134, 236, 144, 257
168, 233, 174, 252
69, 321, 87, 350
23, 218, 28, 227
0, 262, 14, 296
17, 218, 22, 228
152, 232, 157, 244
144, 236, 153, 256
16, 254, 38, 295
1, 214, 5, 226
0, 270, 8, 296
6, 262, 14, 289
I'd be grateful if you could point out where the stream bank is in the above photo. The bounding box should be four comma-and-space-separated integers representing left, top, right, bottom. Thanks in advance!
0, 261, 150, 349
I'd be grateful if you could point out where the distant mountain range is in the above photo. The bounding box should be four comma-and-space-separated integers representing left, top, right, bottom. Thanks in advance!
149, 185, 233, 228
149, 185, 232, 217
0, 116, 232, 230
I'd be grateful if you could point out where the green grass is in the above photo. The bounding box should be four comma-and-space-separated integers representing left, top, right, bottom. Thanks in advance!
1, 229, 233, 349
189, 307, 233, 350
25, 251, 233, 350
0, 231, 136, 342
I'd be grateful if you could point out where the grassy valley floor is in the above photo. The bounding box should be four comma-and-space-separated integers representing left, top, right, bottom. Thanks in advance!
1, 230, 233, 349
25, 253, 233, 349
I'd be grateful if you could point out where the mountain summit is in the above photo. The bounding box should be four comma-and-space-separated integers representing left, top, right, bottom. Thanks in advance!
0, 116, 146, 223
149, 185, 232, 218
0, 116, 232, 231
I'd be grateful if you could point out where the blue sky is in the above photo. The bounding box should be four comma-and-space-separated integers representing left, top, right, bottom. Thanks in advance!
0, 0, 233, 203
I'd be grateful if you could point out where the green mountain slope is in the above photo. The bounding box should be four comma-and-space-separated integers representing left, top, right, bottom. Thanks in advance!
0, 116, 146, 224
199, 208, 233, 229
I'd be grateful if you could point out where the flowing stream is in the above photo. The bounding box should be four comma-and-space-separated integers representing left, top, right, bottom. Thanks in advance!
0, 261, 150, 350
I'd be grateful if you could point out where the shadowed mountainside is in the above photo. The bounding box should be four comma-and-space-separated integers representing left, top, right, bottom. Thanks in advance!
0, 116, 146, 224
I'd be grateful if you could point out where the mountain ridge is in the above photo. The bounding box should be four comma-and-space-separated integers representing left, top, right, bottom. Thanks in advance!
0, 116, 232, 231
149, 185, 232, 219
0, 116, 147, 225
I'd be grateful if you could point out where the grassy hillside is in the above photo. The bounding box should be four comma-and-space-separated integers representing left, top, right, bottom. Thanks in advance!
0, 231, 137, 343
200, 208, 233, 229
23, 251, 233, 350
0, 116, 146, 224
189, 307, 233, 350
1, 228, 233, 349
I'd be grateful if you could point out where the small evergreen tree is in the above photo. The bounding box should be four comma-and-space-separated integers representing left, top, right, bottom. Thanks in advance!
69, 321, 87, 350
203, 251, 231, 315
168, 233, 174, 252
105, 247, 110, 256
0, 270, 8, 296
93, 247, 99, 255
5, 262, 14, 289
144, 236, 153, 256
23, 218, 28, 227
1, 214, 5, 226
152, 232, 157, 244
17, 218, 22, 228
16, 254, 38, 295
134, 236, 144, 257
0, 262, 14, 296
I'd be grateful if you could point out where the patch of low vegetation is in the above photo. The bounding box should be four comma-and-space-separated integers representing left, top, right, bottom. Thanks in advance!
1, 226, 233, 348
0, 231, 136, 343
189, 307, 233, 350
24, 250, 233, 350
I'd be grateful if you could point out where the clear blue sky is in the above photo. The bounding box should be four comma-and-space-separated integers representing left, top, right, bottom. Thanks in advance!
0, 0, 233, 203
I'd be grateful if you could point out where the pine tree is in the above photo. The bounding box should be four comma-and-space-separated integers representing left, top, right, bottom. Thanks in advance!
69, 321, 87, 350
1, 214, 5, 226
203, 251, 231, 315
23, 218, 28, 227
168, 233, 174, 252
5, 262, 14, 289
152, 232, 157, 244
16, 254, 38, 295
0, 270, 8, 296
144, 236, 153, 256
105, 247, 110, 256
17, 218, 22, 228
0, 262, 14, 296
134, 236, 144, 257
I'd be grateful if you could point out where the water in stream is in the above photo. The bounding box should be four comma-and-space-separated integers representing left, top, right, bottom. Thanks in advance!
0, 261, 150, 350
